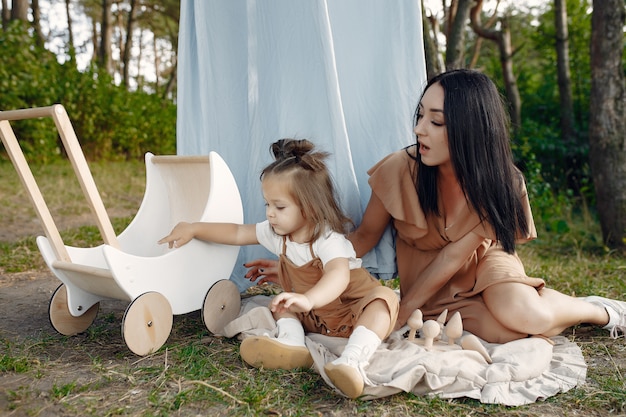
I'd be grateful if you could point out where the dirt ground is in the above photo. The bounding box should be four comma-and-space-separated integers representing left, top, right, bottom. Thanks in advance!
0, 205, 156, 415
0, 209, 138, 345
0, 269, 135, 416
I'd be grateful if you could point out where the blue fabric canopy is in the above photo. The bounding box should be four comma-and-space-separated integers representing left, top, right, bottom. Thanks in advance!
177, 0, 427, 290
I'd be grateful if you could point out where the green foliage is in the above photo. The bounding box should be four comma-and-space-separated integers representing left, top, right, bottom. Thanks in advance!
51, 382, 78, 399
467, 0, 595, 198
0, 351, 32, 373
0, 237, 43, 273
0, 22, 176, 163
514, 0, 593, 195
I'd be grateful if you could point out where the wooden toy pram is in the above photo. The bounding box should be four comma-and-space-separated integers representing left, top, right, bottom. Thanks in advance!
0, 104, 243, 355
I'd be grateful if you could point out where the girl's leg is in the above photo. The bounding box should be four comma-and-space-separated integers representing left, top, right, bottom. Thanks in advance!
239, 311, 313, 370
482, 282, 611, 340
354, 298, 392, 339
272, 312, 307, 346
324, 300, 393, 399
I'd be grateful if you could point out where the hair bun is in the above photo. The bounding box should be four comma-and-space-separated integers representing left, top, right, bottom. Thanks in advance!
271, 138, 315, 161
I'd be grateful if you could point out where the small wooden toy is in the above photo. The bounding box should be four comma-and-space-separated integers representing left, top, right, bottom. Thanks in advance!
443, 311, 463, 345
407, 308, 493, 363
435, 309, 449, 339
461, 334, 493, 363
406, 309, 423, 341
420, 320, 441, 350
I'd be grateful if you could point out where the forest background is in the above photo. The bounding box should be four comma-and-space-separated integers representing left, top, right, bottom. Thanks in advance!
0, 0, 624, 250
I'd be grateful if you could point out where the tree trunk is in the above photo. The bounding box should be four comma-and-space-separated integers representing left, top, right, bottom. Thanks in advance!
136, 27, 144, 89
31, 0, 44, 45
98, 0, 113, 74
10, 0, 28, 22
2, 0, 9, 29
468, 1, 500, 69
554, 0, 576, 153
153, 34, 160, 87
162, 60, 177, 101
115, 8, 123, 80
122, 0, 137, 89
421, 0, 441, 79
445, 0, 473, 70
498, 20, 521, 130
91, 18, 98, 63
469, 0, 521, 130
589, 0, 626, 251
427, 13, 445, 76
65, 0, 76, 64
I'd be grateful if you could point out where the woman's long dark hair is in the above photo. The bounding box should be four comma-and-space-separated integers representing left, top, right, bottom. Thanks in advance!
410, 69, 528, 253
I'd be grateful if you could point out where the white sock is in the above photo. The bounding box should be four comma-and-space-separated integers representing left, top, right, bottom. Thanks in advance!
332, 326, 381, 366
275, 317, 306, 347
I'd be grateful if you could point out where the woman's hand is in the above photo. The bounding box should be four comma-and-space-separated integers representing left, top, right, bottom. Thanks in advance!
395, 231, 485, 330
158, 222, 195, 248
244, 258, 279, 284
270, 292, 313, 314
394, 300, 420, 330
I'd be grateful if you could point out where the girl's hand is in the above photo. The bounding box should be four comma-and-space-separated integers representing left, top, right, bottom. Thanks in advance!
270, 292, 313, 314
158, 222, 195, 248
244, 258, 280, 284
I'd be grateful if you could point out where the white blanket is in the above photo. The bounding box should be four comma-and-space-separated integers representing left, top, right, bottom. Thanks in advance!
222, 295, 587, 405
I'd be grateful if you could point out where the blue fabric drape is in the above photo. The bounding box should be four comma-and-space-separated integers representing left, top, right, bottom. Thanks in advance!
177, 0, 427, 290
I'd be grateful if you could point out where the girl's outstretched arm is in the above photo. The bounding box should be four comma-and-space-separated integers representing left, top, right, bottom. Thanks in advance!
158, 221, 258, 248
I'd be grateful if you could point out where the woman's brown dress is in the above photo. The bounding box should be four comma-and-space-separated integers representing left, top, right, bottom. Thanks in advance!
367, 147, 545, 338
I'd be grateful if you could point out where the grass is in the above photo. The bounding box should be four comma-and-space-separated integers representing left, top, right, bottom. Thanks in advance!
0, 160, 625, 416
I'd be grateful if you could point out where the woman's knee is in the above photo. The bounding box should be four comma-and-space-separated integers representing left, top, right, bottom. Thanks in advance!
483, 284, 554, 335
462, 316, 526, 344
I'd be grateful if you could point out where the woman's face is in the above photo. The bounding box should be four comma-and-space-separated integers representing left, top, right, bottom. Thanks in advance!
414, 82, 450, 168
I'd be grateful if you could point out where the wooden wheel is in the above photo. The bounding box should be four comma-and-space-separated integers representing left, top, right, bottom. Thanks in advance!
122, 292, 173, 356
49, 284, 99, 335
202, 280, 241, 335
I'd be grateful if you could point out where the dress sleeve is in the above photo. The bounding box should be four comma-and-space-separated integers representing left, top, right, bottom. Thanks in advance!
367, 148, 429, 233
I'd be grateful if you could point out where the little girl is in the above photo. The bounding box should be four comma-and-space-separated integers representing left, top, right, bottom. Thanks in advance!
159, 138, 399, 399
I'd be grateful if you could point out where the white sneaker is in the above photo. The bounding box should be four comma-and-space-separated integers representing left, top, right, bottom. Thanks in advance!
324, 354, 364, 399
583, 296, 626, 339
240, 336, 313, 369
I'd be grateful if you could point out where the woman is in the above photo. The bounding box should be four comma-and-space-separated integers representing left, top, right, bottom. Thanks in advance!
246, 69, 625, 344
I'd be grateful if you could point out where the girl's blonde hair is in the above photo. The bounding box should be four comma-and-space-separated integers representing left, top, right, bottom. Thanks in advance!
261, 138, 352, 242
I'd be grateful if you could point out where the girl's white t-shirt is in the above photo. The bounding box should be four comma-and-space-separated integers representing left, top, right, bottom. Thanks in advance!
255, 220, 362, 269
